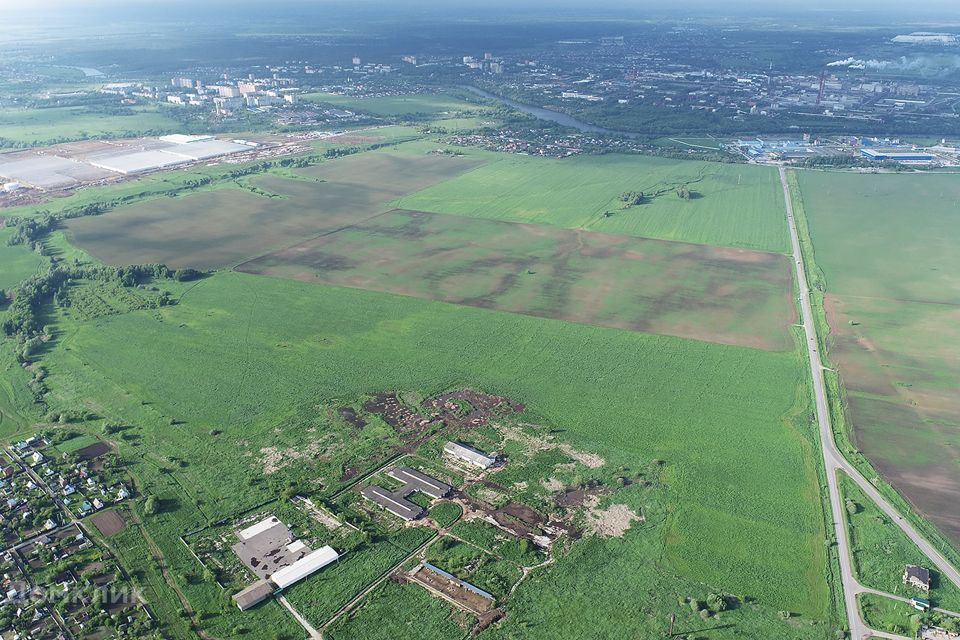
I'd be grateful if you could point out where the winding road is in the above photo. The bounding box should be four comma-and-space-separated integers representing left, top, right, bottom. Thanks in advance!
779, 165, 960, 639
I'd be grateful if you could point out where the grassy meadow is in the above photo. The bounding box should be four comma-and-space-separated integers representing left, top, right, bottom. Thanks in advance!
326, 581, 471, 640
797, 171, 960, 303
394, 152, 789, 252
798, 170, 960, 545
37, 272, 833, 637
856, 594, 921, 637
0, 228, 44, 291
0, 228, 46, 435
0, 105, 182, 146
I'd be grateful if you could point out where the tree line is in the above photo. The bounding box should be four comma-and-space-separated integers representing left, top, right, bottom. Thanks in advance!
2, 263, 179, 359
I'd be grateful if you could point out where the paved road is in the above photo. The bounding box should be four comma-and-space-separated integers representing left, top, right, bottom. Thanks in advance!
779, 166, 960, 640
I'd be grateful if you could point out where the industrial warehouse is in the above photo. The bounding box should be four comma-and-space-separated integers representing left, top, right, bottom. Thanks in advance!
0, 134, 257, 191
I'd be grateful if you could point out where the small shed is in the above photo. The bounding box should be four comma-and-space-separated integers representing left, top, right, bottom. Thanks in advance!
232, 579, 273, 611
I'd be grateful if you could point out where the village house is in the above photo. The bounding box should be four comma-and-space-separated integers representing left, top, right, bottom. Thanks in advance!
904, 565, 931, 591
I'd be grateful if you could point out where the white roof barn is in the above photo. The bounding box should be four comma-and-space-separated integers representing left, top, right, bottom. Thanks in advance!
270, 546, 339, 589
444, 441, 497, 469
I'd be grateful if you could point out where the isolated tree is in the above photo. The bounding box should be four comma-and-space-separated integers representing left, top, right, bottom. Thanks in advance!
707, 592, 728, 612
143, 495, 160, 516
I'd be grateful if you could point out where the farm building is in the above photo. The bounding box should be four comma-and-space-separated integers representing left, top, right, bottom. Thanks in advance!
904, 565, 931, 591
231, 516, 312, 579
361, 467, 452, 521
422, 562, 494, 601
89, 150, 189, 175
444, 441, 497, 469
410, 561, 496, 614
232, 579, 274, 611
270, 546, 340, 589
386, 467, 452, 499
361, 485, 423, 521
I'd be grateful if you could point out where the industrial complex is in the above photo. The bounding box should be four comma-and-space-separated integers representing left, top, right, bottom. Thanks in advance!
0, 134, 257, 192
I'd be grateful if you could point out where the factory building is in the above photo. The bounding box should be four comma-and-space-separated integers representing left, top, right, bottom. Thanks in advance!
861, 148, 935, 162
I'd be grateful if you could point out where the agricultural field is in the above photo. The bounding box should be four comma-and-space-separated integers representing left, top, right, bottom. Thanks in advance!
301, 92, 488, 117
798, 170, 960, 545
0, 104, 183, 146
394, 152, 789, 252
64, 152, 482, 269
238, 208, 796, 350
35, 271, 833, 638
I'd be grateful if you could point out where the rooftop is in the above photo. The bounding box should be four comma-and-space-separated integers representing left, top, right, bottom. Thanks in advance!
232, 579, 273, 611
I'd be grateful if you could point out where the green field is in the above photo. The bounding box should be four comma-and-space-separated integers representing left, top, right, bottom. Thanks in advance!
238, 207, 795, 350
326, 581, 471, 640
798, 170, 960, 545
65, 152, 481, 269
37, 272, 831, 637
856, 594, 921, 637
0, 228, 44, 291
302, 92, 487, 117
797, 171, 960, 303
0, 105, 183, 146
0, 228, 47, 435
394, 153, 789, 252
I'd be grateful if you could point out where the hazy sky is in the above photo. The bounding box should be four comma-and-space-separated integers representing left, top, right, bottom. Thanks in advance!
0, 0, 957, 9
1, 0, 959, 21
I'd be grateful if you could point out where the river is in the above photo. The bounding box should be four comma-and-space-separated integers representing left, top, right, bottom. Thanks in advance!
464, 86, 642, 138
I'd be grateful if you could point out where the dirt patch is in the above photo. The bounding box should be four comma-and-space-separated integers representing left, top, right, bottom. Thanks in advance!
423, 390, 523, 429
258, 433, 340, 474
555, 482, 608, 508
583, 496, 641, 538
498, 424, 606, 470
90, 510, 126, 537
75, 442, 112, 460
364, 392, 436, 435
541, 477, 565, 493
558, 444, 605, 469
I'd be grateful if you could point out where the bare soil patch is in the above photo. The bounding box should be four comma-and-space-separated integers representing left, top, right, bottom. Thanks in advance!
75, 441, 112, 460
582, 496, 641, 538
90, 510, 126, 537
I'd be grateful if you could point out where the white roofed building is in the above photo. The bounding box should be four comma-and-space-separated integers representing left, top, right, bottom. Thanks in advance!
270, 546, 340, 590
444, 441, 497, 469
